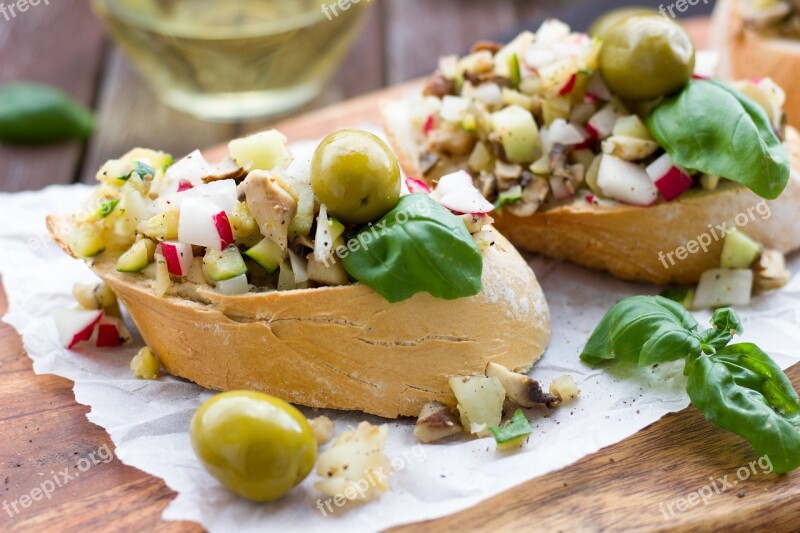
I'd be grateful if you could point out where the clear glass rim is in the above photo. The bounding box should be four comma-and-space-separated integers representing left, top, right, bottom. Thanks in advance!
93, 0, 372, 39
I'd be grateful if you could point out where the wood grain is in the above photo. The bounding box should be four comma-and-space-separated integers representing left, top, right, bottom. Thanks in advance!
0, 1, 105, 191
4, 12, 798, 533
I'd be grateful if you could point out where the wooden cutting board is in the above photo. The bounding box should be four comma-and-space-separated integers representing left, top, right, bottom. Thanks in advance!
2, 18, 799, 532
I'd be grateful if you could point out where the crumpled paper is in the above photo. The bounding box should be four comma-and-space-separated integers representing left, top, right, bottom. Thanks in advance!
2, 141, 799, 532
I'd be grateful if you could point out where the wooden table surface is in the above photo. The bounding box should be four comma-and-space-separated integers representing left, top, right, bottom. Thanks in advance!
5, 2, 794, 532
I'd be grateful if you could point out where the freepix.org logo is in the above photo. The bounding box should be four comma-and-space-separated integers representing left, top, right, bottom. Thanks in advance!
0, 0, 50, 23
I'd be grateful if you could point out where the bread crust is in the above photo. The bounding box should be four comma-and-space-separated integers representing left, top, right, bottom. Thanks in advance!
382, 99, 800, 285
47, 216, 550, 418
713, 0, 800, 128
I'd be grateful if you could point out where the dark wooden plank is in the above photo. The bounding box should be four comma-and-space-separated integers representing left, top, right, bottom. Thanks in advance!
80, 48, 238, 182
0, 280, 200, 533
383, 0, 518, 84
0, 1, 105, 192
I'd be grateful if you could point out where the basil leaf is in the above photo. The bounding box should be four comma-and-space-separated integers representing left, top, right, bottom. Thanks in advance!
580, 296, 701, 366
698, 307, 743, 355
647, 80, 790, 200
686, 343, 800, 473
0, 83, 94, 144
340, 194, 483, 303
489, 409, 532, 447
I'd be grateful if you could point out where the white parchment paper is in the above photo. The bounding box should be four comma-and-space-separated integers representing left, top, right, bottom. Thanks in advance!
2, 139, 799, 532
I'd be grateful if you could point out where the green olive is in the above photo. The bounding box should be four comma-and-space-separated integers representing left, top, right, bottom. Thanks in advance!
190, 391, 317, 502
599, 15, 695, 101
588, 7, 657, 38
311, 129, 401, 225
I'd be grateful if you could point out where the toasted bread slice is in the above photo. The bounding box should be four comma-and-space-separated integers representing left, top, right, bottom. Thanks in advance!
382, 98, 800, 285
47, 216, 550, 418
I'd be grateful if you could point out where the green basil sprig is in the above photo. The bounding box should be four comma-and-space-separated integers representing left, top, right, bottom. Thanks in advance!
647, 80, 790, 200
686, 343, 800, 473
340, 194, 483, 303
581, 296, 800, 473
0, 82, 94, 144
580, 296, 701, 366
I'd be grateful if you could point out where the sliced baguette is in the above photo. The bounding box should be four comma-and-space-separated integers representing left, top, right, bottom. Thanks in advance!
47, 216, 550, 418
713, 0, 800, 128
382, 98, 800, 285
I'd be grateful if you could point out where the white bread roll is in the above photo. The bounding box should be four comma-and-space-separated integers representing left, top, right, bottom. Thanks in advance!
47, 216, 550, 418
382, 98, 800, 285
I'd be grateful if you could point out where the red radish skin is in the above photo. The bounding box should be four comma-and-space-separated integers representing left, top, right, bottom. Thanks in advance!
71, 314, 102, 349
96, 323, 124, 348
177, 180, 194, 192
654, 168, 693, 201
423, 115, 436, 136
558, 73, 577, 96
406, 177, 431, 194
160, 241, 193, 276
53, 309, 104, 349
213, 212, 234, 249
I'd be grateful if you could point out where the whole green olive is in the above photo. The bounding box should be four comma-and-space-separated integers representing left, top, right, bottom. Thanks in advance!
599, 15, 695, 101
311, 129, 401, 225
588, 7, 657, 38
190, 391, 317, 502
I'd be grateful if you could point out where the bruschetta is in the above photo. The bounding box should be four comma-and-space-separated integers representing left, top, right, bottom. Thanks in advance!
47, 129, 550, 418
382, 18, 800, 286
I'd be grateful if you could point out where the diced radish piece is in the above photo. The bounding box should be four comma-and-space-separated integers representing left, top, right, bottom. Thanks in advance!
524, 47, 556, 69
535, 19, 571, 45
215, 274, 250, 295
52, 309, 103, 349
440, 96, 468, 122
471, 83, 503, 106
96, 316, 131, 348
692, 269, 754, 309
431, 170, 494, 214
549, 119, 589, 146
160, 179, 238, 215
160, 241, 194, 276
693, 51, 719, 80
423, 115, 436, 136
558, 73, 577, 95
213, 212, 234, 249
178, 197, 233, 251
646, 153, 693, 202
586, 72, 612, 101
550, 176, 574, 200
597, 154, 658, 206
162, 150, 211, 194
584, 93, 600, 104
177, 179, 194, 192
406, 177, 431, 195
588, 105, 619, 140
539, 58, 578, 96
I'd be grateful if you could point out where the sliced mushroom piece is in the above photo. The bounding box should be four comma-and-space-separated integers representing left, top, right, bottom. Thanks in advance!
422, 71, 456, 98
470, 40, 504, 55
202, 156, 247, 183
506, 176, 549, 217
485, 362, 561, 408
238, 170, 298, 251
419, 152, 441, 176
427, 122, 478, 157
477, 172, 498, 200
413, 401, 464, 443
753, 249, 792, 292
